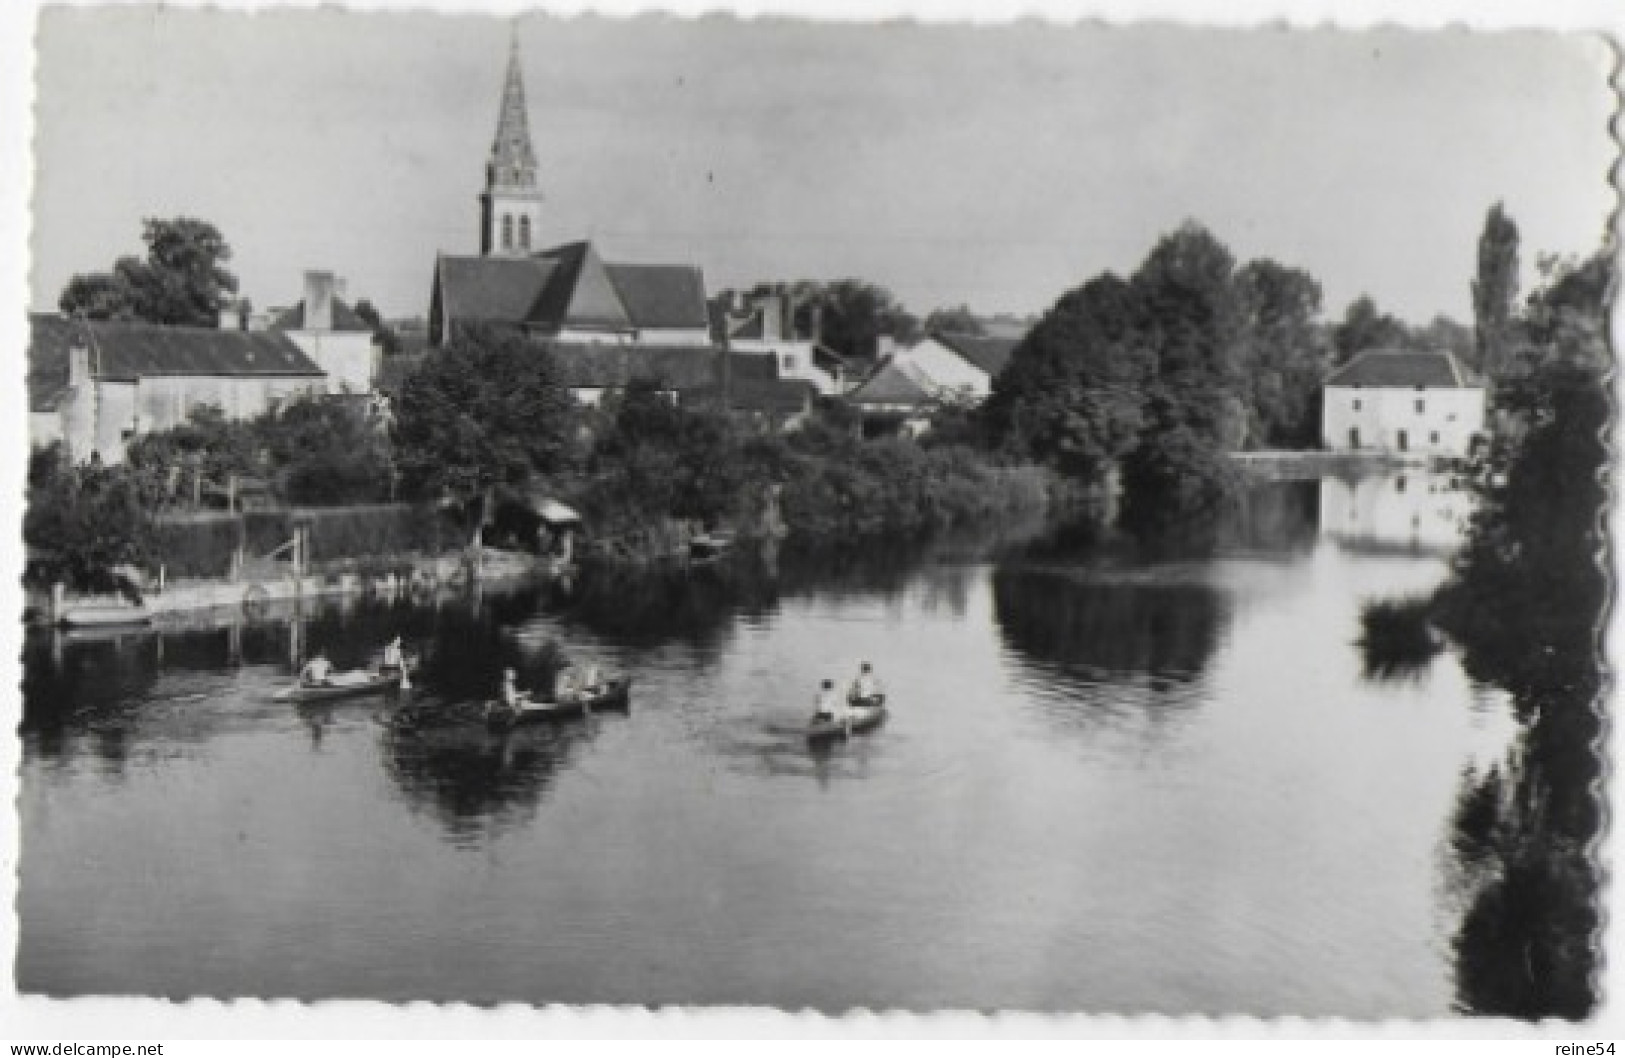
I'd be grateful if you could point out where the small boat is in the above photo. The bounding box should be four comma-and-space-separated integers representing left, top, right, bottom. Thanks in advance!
486, 677, 632, 729
689, 530, 736, 562
807, 694, 887, 742
59, 604, 152, 630
274, 669, 404, 704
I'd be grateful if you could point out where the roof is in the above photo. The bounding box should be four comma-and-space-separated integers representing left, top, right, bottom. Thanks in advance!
268, 298, 373, 334
693, 377, 816, 416
847, 357, 938, 407
543, 342, 723, 390
1326, 348, 1477, 388
434, 240, 709, 337
29, 314, 324, 411
929, 332, 1019, 377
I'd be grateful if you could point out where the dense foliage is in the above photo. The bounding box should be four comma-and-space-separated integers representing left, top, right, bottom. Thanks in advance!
25, 445, 153, 592
1431, 245, 1612, 1018
59, 217, 239, 327
1472, 202, 1522, 380
982, 222, 1318, 537
392, 325, 578, 509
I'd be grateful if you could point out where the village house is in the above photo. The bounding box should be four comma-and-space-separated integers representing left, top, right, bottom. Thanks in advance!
266, 271, 381, 395
845, 356, 941, 437
428, 38, 710, 349
28, 314, 328, 465
1321, 348, 1485, 457
711, 289, 847, 395
894, 331, 1019, 405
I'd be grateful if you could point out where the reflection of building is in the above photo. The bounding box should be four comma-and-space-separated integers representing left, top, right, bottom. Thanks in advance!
1322, 348, 1484, 456
1319, 471, 1473, 554
28, 314, 327, 464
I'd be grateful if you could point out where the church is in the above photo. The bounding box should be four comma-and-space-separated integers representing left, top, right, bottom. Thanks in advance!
428, 37, 713, 348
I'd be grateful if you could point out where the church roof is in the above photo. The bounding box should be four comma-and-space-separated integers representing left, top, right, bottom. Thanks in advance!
1326, 348, 1477, 388
433, 241, 710, 337
29, 314, 324, 411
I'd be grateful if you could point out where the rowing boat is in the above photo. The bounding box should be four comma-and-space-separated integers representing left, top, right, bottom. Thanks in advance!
486, 677, 632, 729
274, 670, 404, 704
807, 694, 887, 741
59, 604, 151, 630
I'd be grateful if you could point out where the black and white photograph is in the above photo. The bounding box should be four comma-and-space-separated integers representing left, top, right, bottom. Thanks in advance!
2, 0, 1620, 1039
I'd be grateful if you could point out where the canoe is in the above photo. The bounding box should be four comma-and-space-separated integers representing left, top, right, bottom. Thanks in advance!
486, 677, 632, 729
274, 670, 403, 704
807, 695, 887, 741
59, 604, 151, 629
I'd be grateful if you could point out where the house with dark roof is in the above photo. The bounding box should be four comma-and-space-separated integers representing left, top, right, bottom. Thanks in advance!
29, 314, 327, 465
894, 331, 1019, 406
845, 357, 941, 437
268, 271, 381, 394
711, 289, 847, 395
1322, 348, 1485, 457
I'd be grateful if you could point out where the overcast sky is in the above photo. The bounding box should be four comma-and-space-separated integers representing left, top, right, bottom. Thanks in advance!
28, 9, 1615, 325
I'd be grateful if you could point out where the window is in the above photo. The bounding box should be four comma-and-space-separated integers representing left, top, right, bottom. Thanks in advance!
1430, 431, 1440, 445
518, 216, 531, 250
1352, 398, 1362, 411
782, 354, 797, 371
1348, 427, 1360, 449
1415, 398, 1425, 414
1396, 475, 1407, 493
1397, 429, 1409, 452
501, 215, 514, 250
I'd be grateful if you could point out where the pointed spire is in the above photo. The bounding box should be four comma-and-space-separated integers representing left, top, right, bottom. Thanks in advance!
489, 23, 537, 185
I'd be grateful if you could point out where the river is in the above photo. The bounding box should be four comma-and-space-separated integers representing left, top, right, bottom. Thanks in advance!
17, 471, 1519, 1016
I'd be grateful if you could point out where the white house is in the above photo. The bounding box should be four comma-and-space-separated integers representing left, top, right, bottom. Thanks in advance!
268, 271, 381, 395
1321, 348, 1484, 457
29, 314, 328, 465
895, 331, 1018, 406
712, 289, 846, 395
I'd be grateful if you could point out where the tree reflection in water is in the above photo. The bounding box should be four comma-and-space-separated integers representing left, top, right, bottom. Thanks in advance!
379, 719, 599, 847
991, 562, 1230, 714
1432, 350, 1608, 1018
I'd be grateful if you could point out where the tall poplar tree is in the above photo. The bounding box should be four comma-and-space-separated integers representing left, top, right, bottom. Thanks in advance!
1471, 202, 1521, 380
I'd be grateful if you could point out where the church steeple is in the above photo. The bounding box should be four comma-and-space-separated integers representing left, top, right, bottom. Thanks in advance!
480, 27, 544, 257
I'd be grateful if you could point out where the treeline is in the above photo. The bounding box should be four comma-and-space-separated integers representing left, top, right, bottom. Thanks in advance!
1426, 246, 1612, 1017
393, 328, 1052, 551
978, 222, 1329, 533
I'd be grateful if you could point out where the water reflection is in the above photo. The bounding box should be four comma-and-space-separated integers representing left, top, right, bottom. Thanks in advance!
1320, 470, 1472, 556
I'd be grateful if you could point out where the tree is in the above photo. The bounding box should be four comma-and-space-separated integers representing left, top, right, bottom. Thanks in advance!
59, 217, 239, 327
392, 325, 578, 513
921, 304, 985, 336
24, 449, 153, 592
353, 298, 403, 355
1472, 202, 1521, 380
813, 279, 920, 363
1233, 259, 1329, 446
1331, 295, 1410, 364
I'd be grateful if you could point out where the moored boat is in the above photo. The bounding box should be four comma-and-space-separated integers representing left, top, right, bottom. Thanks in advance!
807, 694, 887, 742
59, 604, 152, 630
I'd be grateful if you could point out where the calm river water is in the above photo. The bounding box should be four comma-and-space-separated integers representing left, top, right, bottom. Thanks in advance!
18, 472, 1516, 1016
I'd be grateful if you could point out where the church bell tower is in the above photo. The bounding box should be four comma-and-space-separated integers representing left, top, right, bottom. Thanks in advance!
480, 30, 544, 256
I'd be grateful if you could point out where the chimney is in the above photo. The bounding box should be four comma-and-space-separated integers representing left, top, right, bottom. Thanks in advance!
304, 270, 336, 332
68, 340, 92, 386
761, 294, 784, 341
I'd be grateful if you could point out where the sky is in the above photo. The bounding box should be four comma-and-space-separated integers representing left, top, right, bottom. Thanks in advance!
26, 10, 1618, 327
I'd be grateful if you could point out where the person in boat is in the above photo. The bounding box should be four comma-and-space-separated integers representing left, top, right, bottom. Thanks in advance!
581, 662, 605, 695
500, 668, 532, 710
380, 636, 405, 674
300, 653, 334, 687
554, 664, 584, 703
812, 678, 843, 722
848, 662, 882, 706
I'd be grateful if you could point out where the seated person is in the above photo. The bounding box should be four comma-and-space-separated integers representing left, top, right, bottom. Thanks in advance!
300, 653, 334, 687
500, 668, 531, 709
581, 663, 604, 694
812, 678, 842, 721
554, 665, 584, 702
381, 636, 405, 673
849, 662, 882, 704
